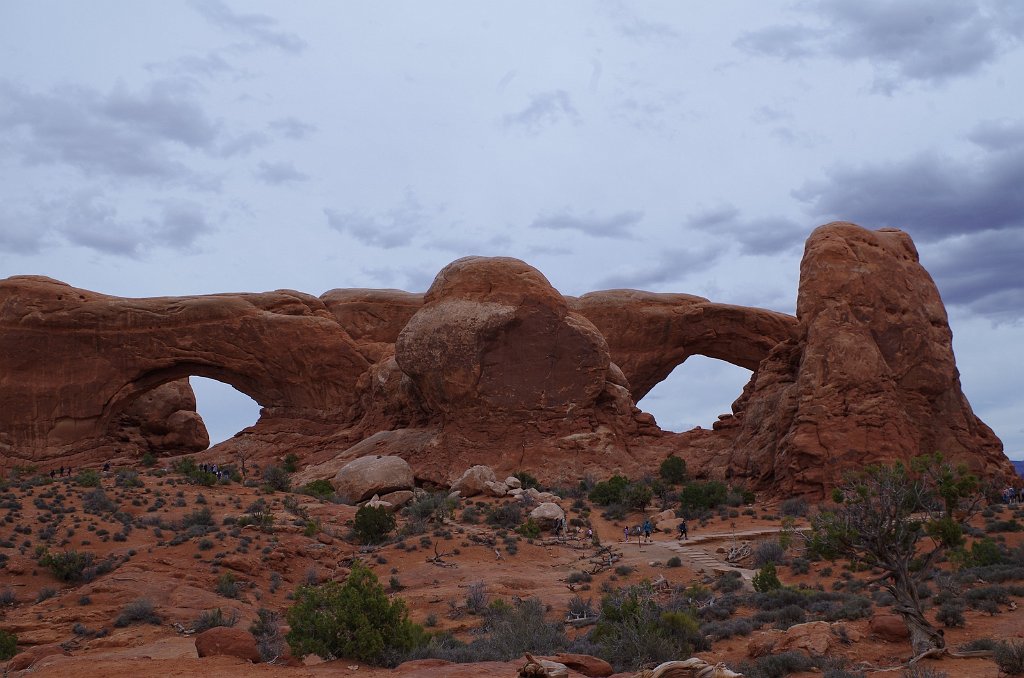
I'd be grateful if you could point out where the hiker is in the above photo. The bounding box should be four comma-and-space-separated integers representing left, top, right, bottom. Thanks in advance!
623, 526, 629, 542
679, 519, 688, 540
642, 519, 652, 543
59, 465, 64, 477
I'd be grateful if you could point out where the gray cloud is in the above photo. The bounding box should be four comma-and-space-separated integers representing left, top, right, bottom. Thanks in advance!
0, 193, 212, 257
923, 229, 1024, 319
529, 209, 643, 239
596, 247, 720, 290
795, 149, 1024, 241
795, 146, 1024, 317
269, 117, 316, 140
503, 90, 581, 134
254, 160, 308, 184
968, 119, 1024, 151
0, 79, 223, 184
324, 191, 442, 249
687, 205, 807, 254
189, 0, 306, 53
737, 0, 1022, 92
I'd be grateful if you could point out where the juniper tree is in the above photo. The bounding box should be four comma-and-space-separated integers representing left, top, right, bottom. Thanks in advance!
809, 453, 983, 659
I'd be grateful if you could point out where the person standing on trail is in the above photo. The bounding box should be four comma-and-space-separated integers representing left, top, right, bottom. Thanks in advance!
679, 519, 688, 540
642, 519, 652, 543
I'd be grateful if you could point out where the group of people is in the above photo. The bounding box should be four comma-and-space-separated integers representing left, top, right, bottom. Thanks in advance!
1002, 486, 1024, 504
620, 517, 690, 544
198, 463, 229, 481
48, 465, 75, 479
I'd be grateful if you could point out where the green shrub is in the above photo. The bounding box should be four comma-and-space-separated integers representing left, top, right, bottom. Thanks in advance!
76, 469, 101, 487
666, 556, 682, 568
659, 456, 688, 485
678, 481, 728, 511
172, 458, 217, 486
286, 560, 425, 665
193, 607, 239, 632
114, 598, 161, 627
115, 469, 143, 488
140, 452, 157, 467
0, 629, 17, 660
513, 471, 540, 489
261, 465, 290, 492
216, 572, 241, 599
752, 563, 782, 592
354, 505, 396, 544
590, 583, 707, 672
283, 453, 300, 473
518, 518, 541, 539
589, 476, 629, 506
39, 549, 94, 582
485, 502, 522, 529
405, 492, 456, 523
301, 479, 335, 499
995, 639, 1024, 675
781, 497, 808, 517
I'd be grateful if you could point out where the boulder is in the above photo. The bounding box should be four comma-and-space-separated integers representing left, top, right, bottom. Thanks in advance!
505, 476, 522, 489
194, 627, 261, 662
381, 490, 415, 508
6, 644, 67, 672
484, 480, 509, 497
332, 455, 414, 504
451, 465, 496, 497
530, 502, 565, 528
774, 621, 835, 656
869, 613, 910, 642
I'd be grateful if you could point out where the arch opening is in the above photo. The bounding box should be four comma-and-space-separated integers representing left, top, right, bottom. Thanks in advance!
637, 356, 752, 433
190, 377, 262, 446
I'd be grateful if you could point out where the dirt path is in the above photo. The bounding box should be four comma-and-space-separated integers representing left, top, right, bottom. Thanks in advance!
607, 525, 807, 583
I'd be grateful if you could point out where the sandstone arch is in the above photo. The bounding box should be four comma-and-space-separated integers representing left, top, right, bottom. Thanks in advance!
568, 290, 798, 401
0, 276, 369, 467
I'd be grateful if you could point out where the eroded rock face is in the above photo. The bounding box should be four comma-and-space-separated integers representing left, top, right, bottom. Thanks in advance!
110, 380, 209, 456
0, 276, 368, 471
0, 228, 1012, 498
681, 223, 1013, 495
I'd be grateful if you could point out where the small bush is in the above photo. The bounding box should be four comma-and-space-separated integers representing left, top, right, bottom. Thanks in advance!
465, 582, 489, 614
301, 479, 334, 499
780, 497, 808, 517
76, 469, 101, 487
753, 541, 787, 568
286, 560, 425, 665
354, 505, 396, 544
739, 650, 814, 677
193, 607, 239, 632
752, 563, 782, 592
39, 549, 94, 582
667, 556, 682, 568
115, 469, 143, 488
115, 598, 161, 627
678, 481, 728, 512
996, 639, 1024, 675
249, 608, 285, 662
659, 456, 688, 485
182, 507, 213, 528
518, 518, 541, 538
261, 465, 290, 492
216, 572, 240, 599
513, 471, 540, 489
486, 503, 523, 529
0, 629, 17, 661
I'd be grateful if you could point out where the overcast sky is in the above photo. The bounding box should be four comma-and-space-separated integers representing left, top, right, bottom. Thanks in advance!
1, 1, 1021, 458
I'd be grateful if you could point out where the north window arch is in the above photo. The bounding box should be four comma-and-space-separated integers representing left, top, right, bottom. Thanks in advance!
636, 356, 752, 432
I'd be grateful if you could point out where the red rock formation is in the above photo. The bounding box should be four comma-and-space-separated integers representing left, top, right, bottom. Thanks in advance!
110, 379, 209, 456
0, 276, 367, 471
0, 228, 1011, 498
681, 223, 1013, 495
569, 290, 798, 401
